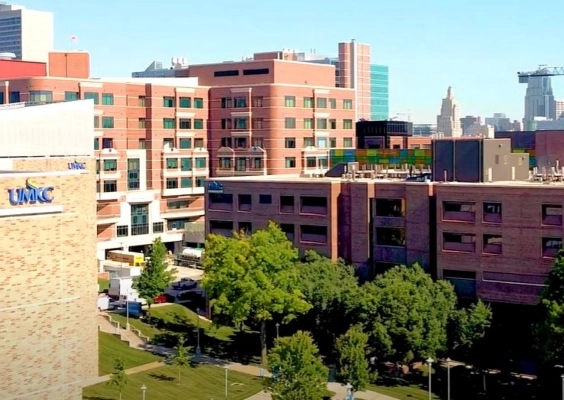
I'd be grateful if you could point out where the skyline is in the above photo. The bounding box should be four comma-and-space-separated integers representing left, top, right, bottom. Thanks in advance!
17, 0, 564, 123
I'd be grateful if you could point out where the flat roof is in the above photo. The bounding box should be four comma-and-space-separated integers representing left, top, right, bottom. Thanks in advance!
190, 58, 336, 69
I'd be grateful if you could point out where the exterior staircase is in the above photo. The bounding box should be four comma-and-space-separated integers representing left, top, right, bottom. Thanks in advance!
97, 313, 147, 350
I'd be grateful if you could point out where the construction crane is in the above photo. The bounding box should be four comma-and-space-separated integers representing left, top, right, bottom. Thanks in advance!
517, 65, 564, 83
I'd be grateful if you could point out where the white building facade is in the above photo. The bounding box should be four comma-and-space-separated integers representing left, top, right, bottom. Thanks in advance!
436, 86, 462, 138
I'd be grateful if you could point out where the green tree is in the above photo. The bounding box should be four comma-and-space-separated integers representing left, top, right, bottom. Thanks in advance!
267, 331, 328, 400
202, 221, 311, 365
533, 250, 564, 366
335, 325, 370, 392
134, 237, 176, 317
107, 357, 127, 400
357, 263, 457, 364
170, 340, 192, 383
295, 251, 359, 355
448, 300, 492, 361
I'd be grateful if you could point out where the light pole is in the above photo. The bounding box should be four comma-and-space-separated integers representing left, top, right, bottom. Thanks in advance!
275, 323, 280, 339
140, 384, 147, 400
224, 366, 229, 400
345, 382, 353, 400
426, 358, 433, 400
446, 358, 451, 400
196, 308, 201, 358
561, 374, 564, 400
126, 300, 130, 330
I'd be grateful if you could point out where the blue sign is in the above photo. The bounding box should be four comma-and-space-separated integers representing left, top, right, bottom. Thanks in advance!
8, 179, 54, 206
207, 181, 224, 193
68, 161, 86, 170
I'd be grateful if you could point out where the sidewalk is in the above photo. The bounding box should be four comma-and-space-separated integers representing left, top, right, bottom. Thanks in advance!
84, 361, 165, 386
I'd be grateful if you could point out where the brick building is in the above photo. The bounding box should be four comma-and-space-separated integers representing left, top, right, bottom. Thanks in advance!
0, 100, 98, 399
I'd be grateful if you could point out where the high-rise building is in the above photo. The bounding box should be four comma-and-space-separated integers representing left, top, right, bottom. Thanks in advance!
370, 64, 389, 120
485, 113, 523, 132
436, 86, 462, 137
460, 115, 481, 135
337, 40, 371, 120
0, 3, 53, 62
523, 75, 556, 126
556, 100, 564, 119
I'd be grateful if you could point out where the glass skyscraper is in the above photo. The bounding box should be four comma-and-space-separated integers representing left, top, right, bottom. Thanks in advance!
370, 64, 389, 120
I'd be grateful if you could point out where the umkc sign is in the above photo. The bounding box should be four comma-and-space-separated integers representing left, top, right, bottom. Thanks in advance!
68, 161, 86, 170
8, 179, 54, 206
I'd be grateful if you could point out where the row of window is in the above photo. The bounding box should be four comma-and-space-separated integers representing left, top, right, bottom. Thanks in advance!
218, 157, 264, 171
219, 96, 354, 110
208, 194, 328, 214
285, 137, 354, 149
93, 137, 205, 150
219, 117, 354, 130
165, 157, 207, 170
162, 118, 205, 130
165, 177, 206, 189
209, 220, 328, 244
114, 219, 188, 237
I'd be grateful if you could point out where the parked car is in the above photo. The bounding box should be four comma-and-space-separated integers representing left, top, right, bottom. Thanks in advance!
154, 295, 167, 304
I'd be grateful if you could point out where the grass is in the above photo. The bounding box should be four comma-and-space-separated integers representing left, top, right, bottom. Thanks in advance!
98, 332, 161, 376
367, 383, 440, 399
109, 304, 261, 365
98, 278, 109, 293
83, 364, 264, 400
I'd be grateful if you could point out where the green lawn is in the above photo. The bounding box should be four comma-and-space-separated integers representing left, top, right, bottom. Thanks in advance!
367, 383, 441, 399
98, 278, 109, 293
83, 364, 264, 400
98, 332, 161, 376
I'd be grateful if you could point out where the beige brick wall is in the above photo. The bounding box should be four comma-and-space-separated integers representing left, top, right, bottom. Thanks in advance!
0, 157, 98, 400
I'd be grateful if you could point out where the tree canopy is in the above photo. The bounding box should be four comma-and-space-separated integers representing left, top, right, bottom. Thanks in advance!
107, 357, 127, 400
202, 221, 311, 364
447, 300, 492, 363
335, 325, 370, 392
267, 331, 328, 400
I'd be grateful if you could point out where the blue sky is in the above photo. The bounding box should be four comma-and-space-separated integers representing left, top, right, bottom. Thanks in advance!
23, 0, 564, 123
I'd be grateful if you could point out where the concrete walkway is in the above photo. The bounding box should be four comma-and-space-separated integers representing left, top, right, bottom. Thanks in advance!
84, 361, 165, 386
243, 383, 399, 400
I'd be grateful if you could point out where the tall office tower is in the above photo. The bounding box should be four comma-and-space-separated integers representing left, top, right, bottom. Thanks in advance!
436, 86, 462, 138
0, 3, 53, 62
555, 100, 564, 119
460, 115, 481, 135
370, 64, 389, 120
524, 75, 556, 123
337, 40, 371, 120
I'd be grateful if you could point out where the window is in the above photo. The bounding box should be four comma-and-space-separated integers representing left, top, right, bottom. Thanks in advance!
102, 138, 113, 149
285, 118, 296, 129
303, 137, 314, 147
84, 92, 99, 104
234, 118, 248, 130
483, 202, 502, 223
168, 218, 190, 230
180, 158, 192, 171
220, 118, 232, 130
94, 138, 99, 150
259, 194, 272, 204
214, 70, 239, 77
329, 119, 337, 130
316, 118, 328, 129
252, 118, 264, 129
131, 204, 149, 236
195, 157, 206, 169
127, 158, 140, 190
238, 221, 253, 234
243, 68, 269, 75
285, 157, 296, 168
316, 137, 328, 148
138, 96, 146, 107
194, 138, 204, 148
221, 97, 232, 108
29, 90, 53, 102
280, 224, 295, 240
194, 97, 204, 108
10, 91, 20, 103
102, 93, 114, 105
235, 138, 247, 148
64, 91, 79, 101
103, 180, 117, 192
303, 97, 314, 108
343, 137, 353, 147
443, 201, 476, 222
163, 138, 174, 148
252, 137, 263, 148
179, 97, 191, 108
180, 177, 192, 188
176, 118, 191, 129
103, 159, 117, 172
209, 220, 234, 233
194, 119, 204, 129
238, 194, 252, 212
316, 97, 327, 108
542, 204, 562, 226
163, 96, 175, 107
483, 234, 502, 255
376, 227, 406, 247
0, 92, 3, 104
300, 196, 327, 215
234, 97, 247, 108
319, 156, 328, 169
196, 177, 205, 187
219, 157, 232, 169
304, 118, 313, 130
209, 193, 234, 211
94, 116, 100, 129
138, 118, 146, 129
306, 157, 316, 168
252, 96, 263, 107
543, 237, 562, 258
343, 99, 353, 109
168, 200, 189, 210
138, 139, 146, 149
166, 178, 178, 189
166, 158, 178, 169
102, 116, 114, 129
375, 198, 405, 217
329, 98, 336, 109
329, 138, 337, 148
153, 222, 164, 233
116, 225, 128, 237
285, 138, 296, 148
343, 119, 353, 129
300, 225, 327, 244
179, 138, 191, 149
280, 196, 295, 213
163, 118, 175, 129
443, 232, 476, 253
221, 137, 232, 148
285, 96, 296, 107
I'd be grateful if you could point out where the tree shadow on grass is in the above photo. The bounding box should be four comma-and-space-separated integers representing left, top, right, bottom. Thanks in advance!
148, 373, 175, 382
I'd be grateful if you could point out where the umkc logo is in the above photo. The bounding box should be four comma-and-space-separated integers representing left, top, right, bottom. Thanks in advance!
68, 160, 86, 170
8, 179, 54, 206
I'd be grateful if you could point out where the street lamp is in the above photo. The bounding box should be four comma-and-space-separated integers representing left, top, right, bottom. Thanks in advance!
446, 358, 451, 400
561, 374, 564, 400
426, 358, 433, 400
345, 382, 354, 400
140, 384, 147, 400
275, 323, 280, 339
196, 307, 201, 358
224, 366, 229, 400
126, 300, 130, 330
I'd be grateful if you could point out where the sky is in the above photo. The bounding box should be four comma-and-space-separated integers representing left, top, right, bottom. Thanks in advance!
21, 0, 564, 123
